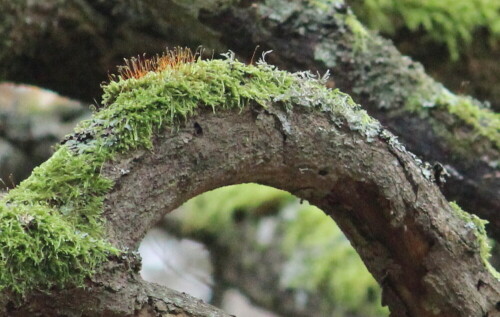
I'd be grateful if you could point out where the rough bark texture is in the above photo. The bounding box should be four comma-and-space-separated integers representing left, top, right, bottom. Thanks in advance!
195, 1, 500, 242
5, 102, 498, 316
1, 252, 231, 317
111, 102, 489, 317
21, 102, 500, 317
1, 0, 498, 242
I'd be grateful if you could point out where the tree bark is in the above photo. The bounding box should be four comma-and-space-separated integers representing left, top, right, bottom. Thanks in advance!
373, 26, 500, 113
4, 97, 499, 316
1, 253, 231, 317
1, 0, 498, 242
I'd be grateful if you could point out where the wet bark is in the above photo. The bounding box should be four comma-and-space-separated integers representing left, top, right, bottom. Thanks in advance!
1, 0, 498, 242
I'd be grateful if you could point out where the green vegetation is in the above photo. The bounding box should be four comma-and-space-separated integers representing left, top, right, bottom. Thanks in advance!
0, 51, 379, 295
281, 200, 387, 316
407, 85, 500, 151
345, 13, 370, 52
0, 146, 118, 294
178, 183, 293, 238
307, 0, 345, 10
177, 183, 388, 316
351, 0, 500, 59
1, 47, 494, 316
450, 202, 500, 279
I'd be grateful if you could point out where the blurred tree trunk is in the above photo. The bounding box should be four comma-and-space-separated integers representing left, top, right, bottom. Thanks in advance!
382, 28, 500, 112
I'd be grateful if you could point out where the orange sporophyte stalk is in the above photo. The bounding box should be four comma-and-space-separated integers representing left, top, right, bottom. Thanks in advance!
111, 47, 201, 80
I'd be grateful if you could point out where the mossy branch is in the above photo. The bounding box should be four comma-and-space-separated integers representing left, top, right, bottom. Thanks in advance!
1, 53, 499, 316
0, 0, 497, 243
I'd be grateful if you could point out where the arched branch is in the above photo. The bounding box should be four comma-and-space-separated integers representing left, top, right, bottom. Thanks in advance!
1, 57, 498, 316
1, 0, 497, 241
101, 105, 500, 317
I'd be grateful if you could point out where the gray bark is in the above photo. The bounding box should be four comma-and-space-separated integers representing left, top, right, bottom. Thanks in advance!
108, 104, 500, 316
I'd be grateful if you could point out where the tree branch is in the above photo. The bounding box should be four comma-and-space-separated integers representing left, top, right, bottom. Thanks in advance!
2, 57, 498, 315
1, 252, 231, 317
104, 105, 500, 316
1, 0, 497, 241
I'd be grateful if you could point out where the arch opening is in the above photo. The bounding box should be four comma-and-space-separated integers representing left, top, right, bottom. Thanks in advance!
138, 183, 388, 316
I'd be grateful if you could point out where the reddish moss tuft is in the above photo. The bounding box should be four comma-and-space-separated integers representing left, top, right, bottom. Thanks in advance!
113, 47, 200, 80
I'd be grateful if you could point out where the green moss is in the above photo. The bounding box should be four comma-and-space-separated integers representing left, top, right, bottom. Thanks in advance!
351, 0, 500, 60
444, 96, 500, 148
407, 86, 500, 151
450, 202, 500, 279
0, 146, 118, 295
307, 0, 345, 10
345, 13, 369, 52
100, 52, 381, 149
0, 52, 380, 295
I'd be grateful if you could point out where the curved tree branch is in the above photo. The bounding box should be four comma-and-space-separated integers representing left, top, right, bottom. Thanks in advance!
100, 105, 500, 317
2, 57, 498, 315
1, 0, 498, 242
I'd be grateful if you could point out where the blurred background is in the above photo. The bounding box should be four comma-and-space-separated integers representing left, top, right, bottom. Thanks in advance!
1, 0, 500, 315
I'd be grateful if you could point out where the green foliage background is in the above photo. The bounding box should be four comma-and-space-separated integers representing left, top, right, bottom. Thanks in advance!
177, 184, 388, 316
350, 0, 500, 59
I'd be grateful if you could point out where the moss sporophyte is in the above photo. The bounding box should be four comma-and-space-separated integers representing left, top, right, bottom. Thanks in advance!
0, 47, 495, 296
